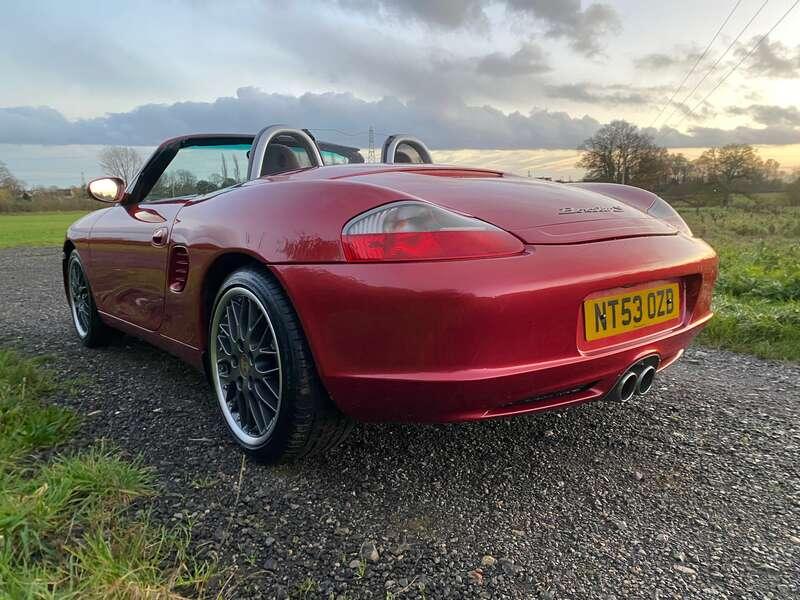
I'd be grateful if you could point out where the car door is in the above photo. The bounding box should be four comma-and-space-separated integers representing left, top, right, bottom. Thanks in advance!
89, 135, 253, 331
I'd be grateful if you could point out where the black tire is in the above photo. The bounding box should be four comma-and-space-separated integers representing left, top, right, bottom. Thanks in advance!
66, 251, 113, 348
208, 267, 352, 463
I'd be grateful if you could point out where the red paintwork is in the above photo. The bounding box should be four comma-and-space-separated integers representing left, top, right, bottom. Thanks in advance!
66, 162, 717, 422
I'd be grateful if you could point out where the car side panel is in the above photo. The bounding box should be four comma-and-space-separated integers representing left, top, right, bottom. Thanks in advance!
160, 179, 407, 351
89, 202, 185, 331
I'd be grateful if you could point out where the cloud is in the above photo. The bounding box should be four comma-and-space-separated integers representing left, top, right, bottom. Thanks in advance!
728, 104, 800, 127
505, 0, 622, 56
739, 35, 800, 79
634, 53, 680, 70
336, 0, 489, 30
633, 48, 703, 72
651, 124, 800, 147
4, 88, 798, 151
543, 83, 653, 105
332, 0, 621, 56
260, 16, 553, 106
0, 88, 602, 150
475, 43, 551, 77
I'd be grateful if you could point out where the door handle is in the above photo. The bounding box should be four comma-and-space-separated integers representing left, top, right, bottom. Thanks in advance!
152, 227, 168, 246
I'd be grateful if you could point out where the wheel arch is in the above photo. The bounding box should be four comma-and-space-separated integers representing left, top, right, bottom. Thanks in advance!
199, 252, 304, 375
62, 239, 76, 300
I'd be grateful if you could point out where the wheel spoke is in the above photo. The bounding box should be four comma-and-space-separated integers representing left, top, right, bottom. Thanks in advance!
216, 334, 234, 357
236, 387, 251, 432
252, 381, 278, 414
226, 303, 240, 342
243, 387, 267, 433
235, 297, 248, 341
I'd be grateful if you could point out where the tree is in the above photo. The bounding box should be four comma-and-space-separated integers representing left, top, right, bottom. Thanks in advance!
0, 160, 24, 196
668, 153, 692, 184
760, 158, 782, 184
577, 120, 664, 189
695, 144, 767, 206
98, 146, 144, 183
787, 173, 800, 207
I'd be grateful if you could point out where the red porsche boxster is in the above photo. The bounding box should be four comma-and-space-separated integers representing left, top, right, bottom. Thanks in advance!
64, 126, 717, 462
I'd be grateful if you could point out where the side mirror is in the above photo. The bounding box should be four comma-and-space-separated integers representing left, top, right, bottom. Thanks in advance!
87, 177, 125, 203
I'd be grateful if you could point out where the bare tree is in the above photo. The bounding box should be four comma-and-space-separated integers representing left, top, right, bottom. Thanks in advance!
694, 144, 766, 206
98, 146, 144, 183
577, 120, 665, 189
232, 154, 241, 182
0, 160, 24, 196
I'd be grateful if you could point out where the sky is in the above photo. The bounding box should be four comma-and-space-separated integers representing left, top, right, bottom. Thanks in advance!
1, 0, 800, 186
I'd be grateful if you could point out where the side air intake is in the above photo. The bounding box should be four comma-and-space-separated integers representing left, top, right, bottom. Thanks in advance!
168, 246, 190, 292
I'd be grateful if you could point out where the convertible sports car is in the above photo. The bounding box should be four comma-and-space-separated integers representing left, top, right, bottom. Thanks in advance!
65, 126, 717, 462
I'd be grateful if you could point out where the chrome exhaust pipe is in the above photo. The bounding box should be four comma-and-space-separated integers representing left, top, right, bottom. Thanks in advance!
636, 365, 656, 396
615, 370, 638, 402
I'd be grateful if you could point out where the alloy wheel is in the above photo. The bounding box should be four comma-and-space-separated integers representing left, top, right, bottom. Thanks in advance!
68, 258, 91, 338
210, 287, 282, 446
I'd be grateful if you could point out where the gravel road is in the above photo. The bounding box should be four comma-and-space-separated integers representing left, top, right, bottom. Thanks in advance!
1, 246, 798, 599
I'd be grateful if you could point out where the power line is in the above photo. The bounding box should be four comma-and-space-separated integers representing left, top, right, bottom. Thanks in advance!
674, 0, 799, 128
662, 0, 769, 129
368, 126, 376, 163
648, 0, 743, 130
307, 127, 370, 137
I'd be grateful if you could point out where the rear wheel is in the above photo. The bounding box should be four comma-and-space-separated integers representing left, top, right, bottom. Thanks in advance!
209, 267, 352, 462
67, 252, 113, 347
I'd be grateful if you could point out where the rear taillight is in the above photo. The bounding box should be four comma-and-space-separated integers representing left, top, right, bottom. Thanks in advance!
647, 197, 692, 236
341, 201, 524, 262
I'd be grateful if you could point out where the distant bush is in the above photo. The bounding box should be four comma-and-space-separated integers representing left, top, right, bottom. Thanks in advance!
0, 188, 97, 213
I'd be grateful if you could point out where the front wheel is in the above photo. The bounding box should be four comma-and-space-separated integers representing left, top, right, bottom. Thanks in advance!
67, 251, 113, 347
208, 267, 352, 462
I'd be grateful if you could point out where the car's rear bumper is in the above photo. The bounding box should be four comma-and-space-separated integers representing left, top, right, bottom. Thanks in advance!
272, 234, 717, 422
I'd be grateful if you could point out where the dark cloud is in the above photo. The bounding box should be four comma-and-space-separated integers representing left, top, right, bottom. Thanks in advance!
4, 88, 798, 151
728, 104, 800, 127
476, 44, 551, 77
337, 0, 489, 29
505, 0, 621, 56
650, 123, 800, 147
544, 83, 652, 105
739, 35, 800, 78
262, 16, 552, 106
333, 0, 621, 56
0, 88, 601, 149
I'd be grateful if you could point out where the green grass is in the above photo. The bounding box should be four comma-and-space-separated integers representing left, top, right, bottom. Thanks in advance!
0, 211, 90, 248
679, 206, 800, 362
0, 348, 216, 598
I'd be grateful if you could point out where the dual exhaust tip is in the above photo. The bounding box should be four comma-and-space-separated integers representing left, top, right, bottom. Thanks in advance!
612, 361, 657, 402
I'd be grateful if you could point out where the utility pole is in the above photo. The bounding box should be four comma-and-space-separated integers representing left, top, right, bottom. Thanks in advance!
368, 126, 376, 163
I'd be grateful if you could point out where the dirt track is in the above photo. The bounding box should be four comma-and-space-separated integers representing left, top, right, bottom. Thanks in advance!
1, 246, 798, 599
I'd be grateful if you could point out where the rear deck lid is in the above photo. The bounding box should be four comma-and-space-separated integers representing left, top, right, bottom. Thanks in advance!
346, 170, 678, 244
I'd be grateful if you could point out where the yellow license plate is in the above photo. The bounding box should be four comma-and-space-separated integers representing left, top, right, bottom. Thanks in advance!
584, 283, 680, 341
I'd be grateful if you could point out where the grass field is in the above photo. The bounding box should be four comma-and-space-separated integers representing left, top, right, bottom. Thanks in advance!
679, 206, 800, 362
0, 211, 90, 248
0, 348, 216, 597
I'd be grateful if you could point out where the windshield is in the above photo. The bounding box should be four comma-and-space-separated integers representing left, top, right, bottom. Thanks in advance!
145, 143, 251, 201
